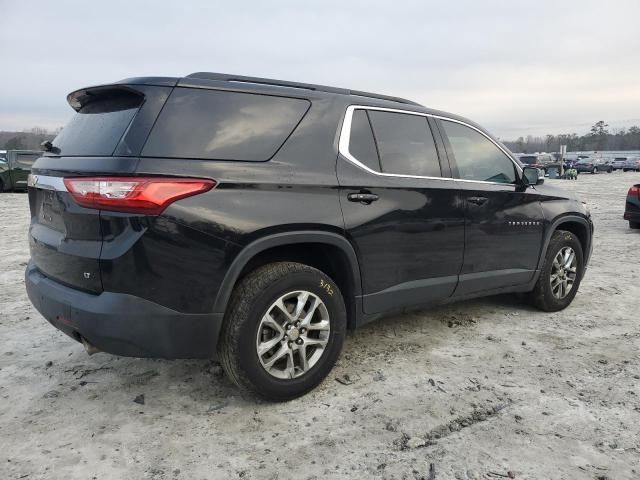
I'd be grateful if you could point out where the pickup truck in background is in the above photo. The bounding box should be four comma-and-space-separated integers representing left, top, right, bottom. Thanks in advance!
517, 153, 555, 174
0, 150, 42, 192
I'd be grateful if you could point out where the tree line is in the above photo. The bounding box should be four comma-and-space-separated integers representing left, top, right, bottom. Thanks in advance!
502, 121, 640, 154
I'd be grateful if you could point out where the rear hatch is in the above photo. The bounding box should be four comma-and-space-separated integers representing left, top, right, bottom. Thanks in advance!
28, 81, 174, 292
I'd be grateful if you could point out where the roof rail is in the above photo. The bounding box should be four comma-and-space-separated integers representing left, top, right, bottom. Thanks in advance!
186, 72, 422, 106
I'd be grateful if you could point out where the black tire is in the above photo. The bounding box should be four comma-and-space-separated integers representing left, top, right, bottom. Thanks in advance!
623, 169, 629, 172
528, 230, 584, 312
0, 179, 4, 192
630, 221, 640, 229
592, 167, 598, 174
219, 262, 346, 401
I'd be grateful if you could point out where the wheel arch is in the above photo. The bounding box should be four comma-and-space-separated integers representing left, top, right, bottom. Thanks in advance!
528, 215, 592, 289
537, 215, 592, 273
213, 231, 363, 329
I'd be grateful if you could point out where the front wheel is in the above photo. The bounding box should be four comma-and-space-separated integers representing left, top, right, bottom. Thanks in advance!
219, 262, 346, 401
528, 230, 584, 312
592, 167, 598, 174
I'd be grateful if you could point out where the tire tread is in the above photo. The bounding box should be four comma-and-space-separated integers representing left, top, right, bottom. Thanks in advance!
219, 262, 344, 400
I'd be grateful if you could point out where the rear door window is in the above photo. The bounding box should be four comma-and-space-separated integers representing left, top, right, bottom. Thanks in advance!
52, 90, 143, 156
348, 109, 381, 171
367, 110, 441, 177
142, 88, 310, 161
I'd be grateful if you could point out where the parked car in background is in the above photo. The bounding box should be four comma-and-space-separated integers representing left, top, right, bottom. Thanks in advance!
0, 150, 42, 191
25, 72, 593, 400
0, 150, 6, 162
624, 184, 640, 229
575, 157, 613, 174
623, 157, 640, 172
517, 154, 554, 174
613, 157, 629, 170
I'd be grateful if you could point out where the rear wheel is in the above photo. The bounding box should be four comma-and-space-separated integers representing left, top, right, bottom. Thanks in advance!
0, 179, 4, 192
528, 230, 584, 312
630, 221, 640, 229
592, 167, 598, 174
219, 262, 346, 401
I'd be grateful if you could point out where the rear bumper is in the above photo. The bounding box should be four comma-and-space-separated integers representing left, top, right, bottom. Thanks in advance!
25, 263, 222, 359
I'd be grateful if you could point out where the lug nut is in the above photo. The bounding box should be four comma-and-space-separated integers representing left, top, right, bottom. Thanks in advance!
296, 338, 303, 345
288, 342, 293, 348
286, 324, 292, 330
300, 328, 306, 334
295, 321, 300, 327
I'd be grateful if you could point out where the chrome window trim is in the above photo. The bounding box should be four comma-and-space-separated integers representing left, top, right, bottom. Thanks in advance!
27, 174, 68, 192
338, 105, 522, 185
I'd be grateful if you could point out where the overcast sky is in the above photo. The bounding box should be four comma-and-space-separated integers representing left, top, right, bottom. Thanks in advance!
1, 0, 639, 139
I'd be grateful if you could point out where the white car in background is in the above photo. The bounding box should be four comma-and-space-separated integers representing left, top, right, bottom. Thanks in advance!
623, 156, 640, 172
613, 157, 629, 170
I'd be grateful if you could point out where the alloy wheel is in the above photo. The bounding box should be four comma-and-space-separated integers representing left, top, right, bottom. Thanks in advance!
256, 291, 331, 379
550, 247, 578, 299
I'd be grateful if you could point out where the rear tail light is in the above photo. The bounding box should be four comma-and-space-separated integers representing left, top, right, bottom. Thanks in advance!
63, 177, 216, 214
629, 185, 640, 197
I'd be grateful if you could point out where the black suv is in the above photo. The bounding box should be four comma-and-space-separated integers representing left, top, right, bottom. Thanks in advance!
26, 72, 593, 400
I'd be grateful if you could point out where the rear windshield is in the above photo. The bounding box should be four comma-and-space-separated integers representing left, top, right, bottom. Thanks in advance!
142, 88, 310, 161
52, 90, 142, 156
519, 156, 537, 164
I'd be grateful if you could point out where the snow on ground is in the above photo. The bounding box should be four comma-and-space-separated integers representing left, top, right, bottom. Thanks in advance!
1, 172, 639, 479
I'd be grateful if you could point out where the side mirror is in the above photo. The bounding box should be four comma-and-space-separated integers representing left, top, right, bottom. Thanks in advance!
522, 166, 544, 186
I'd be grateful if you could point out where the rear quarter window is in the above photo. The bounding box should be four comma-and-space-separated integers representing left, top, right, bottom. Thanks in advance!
142, 88, 310, 161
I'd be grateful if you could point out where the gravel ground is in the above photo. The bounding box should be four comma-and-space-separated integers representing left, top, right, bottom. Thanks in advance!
1, 172, 639, 480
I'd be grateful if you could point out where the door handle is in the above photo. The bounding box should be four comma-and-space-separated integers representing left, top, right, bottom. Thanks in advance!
348, 192, 379, 204
467, 196, 488, 206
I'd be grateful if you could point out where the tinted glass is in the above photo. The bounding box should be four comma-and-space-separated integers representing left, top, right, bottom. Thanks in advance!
16, 153, 40, 167
349, 109, 380, 171
52, 91, 142, 156
368, 111, 441, 177
441, 120, 516, 184
519, 156, 537, 165
143, 88, 310, 161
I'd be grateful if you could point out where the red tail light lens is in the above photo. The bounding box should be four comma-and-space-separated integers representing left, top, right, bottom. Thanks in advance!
63, 177, 216, 214
629, 185, 640, 197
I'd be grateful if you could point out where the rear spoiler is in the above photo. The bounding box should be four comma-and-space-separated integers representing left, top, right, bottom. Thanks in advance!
66, 77, 178, 111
